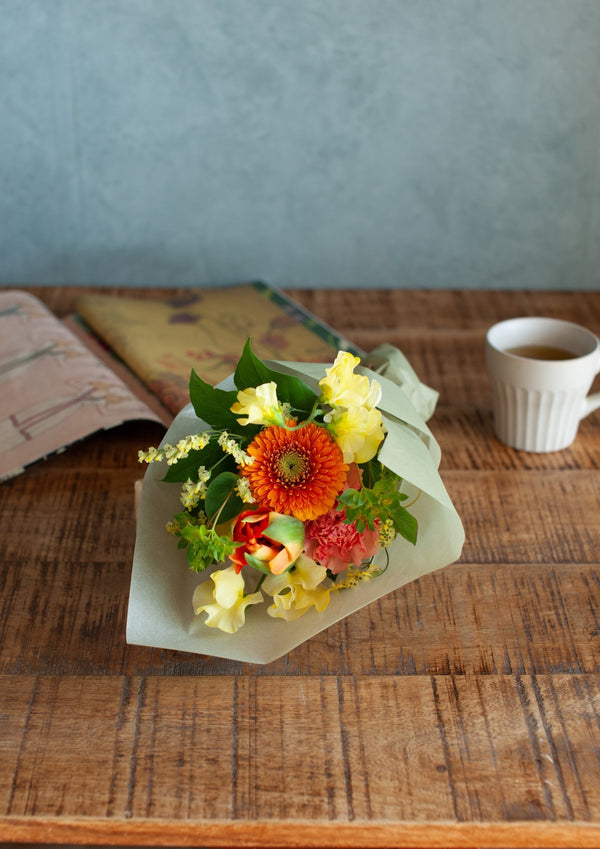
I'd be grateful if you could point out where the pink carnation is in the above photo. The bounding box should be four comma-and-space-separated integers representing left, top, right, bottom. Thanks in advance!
304, 509, 380, 574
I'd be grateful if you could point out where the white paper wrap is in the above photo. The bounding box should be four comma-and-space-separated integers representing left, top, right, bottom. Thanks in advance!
127, 358, 464, 664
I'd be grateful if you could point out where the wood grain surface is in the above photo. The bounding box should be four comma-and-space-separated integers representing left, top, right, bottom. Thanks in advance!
1, 287, 600, 848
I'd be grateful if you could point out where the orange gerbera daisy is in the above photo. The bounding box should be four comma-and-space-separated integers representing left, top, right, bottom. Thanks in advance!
242, 423, 348, 521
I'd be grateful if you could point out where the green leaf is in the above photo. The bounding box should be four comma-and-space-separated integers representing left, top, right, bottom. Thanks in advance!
233, 338, 273, 388
392, 505, 418, 545
189, 370, 240, 430
243, 553, 273, 575
337, 489, 363, 509
234, 338, 317, 417
204, 471, 244, 525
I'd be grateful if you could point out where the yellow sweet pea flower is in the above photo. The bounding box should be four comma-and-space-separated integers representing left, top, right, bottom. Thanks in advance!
193, 565, 263, 633
325, 405, 385, 464
231, 382, 284, 426
263, 554, 333, 621
319, 351, 381, 410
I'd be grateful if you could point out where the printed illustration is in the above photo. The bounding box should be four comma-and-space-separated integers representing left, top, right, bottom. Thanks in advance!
0, 291, 163, 481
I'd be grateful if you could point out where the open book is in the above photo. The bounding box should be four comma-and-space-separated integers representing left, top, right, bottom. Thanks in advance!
0, 283, 358, 482
75, 282, 358, 417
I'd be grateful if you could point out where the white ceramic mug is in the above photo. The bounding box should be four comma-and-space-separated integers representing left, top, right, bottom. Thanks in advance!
486, 316, 600, 452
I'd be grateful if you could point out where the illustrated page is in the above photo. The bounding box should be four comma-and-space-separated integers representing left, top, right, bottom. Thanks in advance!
0, 291, 164, 481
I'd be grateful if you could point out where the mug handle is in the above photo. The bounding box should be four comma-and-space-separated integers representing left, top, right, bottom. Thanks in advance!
582, 393, 600, 418
581, 351, 600, 418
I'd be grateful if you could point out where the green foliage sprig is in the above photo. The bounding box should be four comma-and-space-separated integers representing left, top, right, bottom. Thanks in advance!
336, 468, 418, 545
172, 512, 241, 572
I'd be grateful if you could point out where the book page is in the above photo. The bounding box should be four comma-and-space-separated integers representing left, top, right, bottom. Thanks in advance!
76, 282, 360, 415
0, 290, 164, 481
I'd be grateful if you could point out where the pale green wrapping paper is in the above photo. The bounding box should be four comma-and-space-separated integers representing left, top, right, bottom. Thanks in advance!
127, 351, 464, 664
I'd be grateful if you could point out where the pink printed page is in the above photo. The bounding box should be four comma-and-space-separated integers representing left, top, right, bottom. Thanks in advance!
0, 291, 164, 481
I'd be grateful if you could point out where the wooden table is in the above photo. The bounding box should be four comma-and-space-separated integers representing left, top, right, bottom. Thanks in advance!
2, 287, 600, 848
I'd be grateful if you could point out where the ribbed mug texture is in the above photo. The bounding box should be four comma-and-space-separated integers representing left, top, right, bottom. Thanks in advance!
490, 379, 580, 452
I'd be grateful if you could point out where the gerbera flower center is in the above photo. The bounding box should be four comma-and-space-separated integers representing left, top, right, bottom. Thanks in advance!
276, 448, 309, 483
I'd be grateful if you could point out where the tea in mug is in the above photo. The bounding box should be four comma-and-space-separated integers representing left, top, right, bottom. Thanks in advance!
505, 344, 577, 361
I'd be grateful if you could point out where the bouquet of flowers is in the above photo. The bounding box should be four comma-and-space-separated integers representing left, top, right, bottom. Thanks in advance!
138, 340, 422, 635
129, 341, 463, 662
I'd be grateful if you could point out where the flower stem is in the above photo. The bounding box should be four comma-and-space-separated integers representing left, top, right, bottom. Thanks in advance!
208, 486, 235, 528
284, 405, 323, 430
403, 489, 422, 509
254, 574, 266, 593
